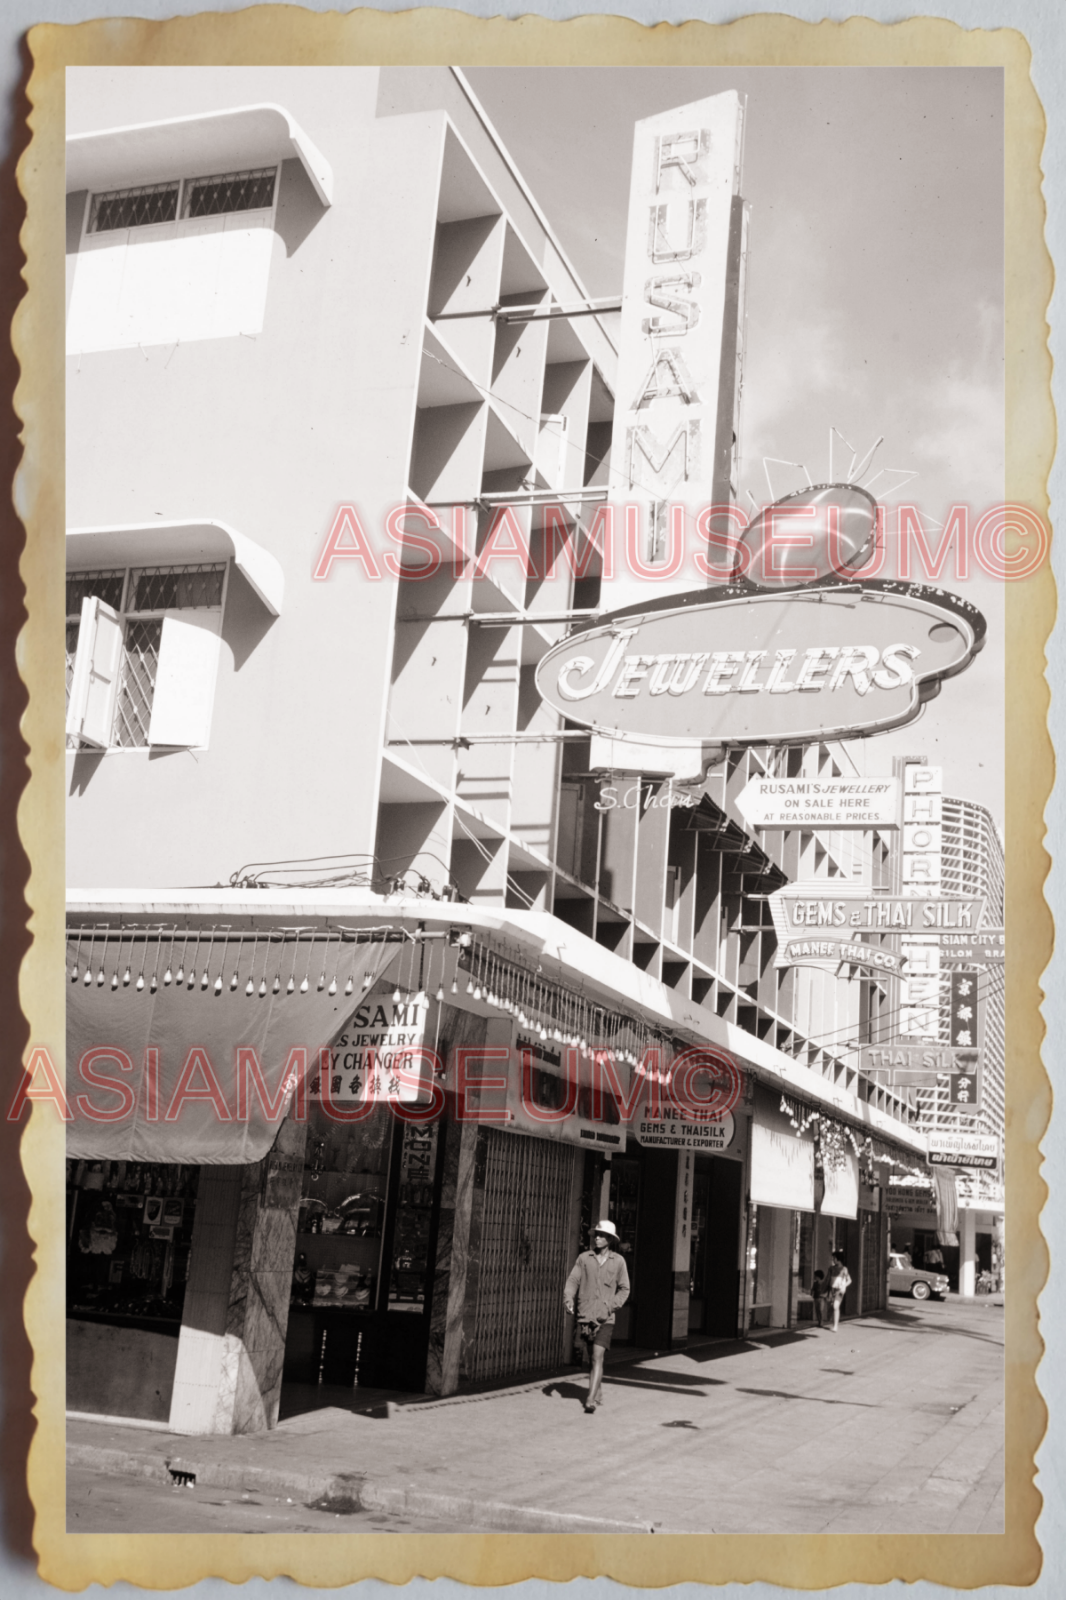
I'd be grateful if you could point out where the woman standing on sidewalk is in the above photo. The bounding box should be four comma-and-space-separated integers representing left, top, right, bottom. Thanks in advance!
826, 1251, 852, 1332
563, 1220, 630, 1413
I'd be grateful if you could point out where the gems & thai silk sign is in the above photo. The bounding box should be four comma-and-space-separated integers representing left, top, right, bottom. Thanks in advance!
535, 579, 984, 747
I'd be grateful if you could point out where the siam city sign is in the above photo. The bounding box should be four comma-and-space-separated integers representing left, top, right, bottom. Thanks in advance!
535, 578, 985, 748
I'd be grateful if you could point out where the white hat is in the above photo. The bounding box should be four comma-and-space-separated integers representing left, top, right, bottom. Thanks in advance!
592, 1218, 619, 1240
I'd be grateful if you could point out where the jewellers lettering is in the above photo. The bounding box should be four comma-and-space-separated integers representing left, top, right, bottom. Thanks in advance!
535, 586, 982, 746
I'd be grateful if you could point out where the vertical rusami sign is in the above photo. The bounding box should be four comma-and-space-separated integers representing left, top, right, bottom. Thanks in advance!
609, 92, 744, 608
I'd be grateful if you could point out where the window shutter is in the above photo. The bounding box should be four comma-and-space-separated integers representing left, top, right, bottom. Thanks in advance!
66, 596, 123, 748
66, 230, 131, 354
148, 612, 223, 748
214, 213, 273, 337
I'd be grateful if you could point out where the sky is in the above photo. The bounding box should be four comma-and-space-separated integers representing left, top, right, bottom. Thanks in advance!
465, 67, 1005, 826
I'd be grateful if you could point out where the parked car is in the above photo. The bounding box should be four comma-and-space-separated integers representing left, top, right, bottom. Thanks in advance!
888, 1251, 950, 1301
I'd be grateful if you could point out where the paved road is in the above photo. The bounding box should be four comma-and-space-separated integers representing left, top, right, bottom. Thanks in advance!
66, 1468, 484, 1534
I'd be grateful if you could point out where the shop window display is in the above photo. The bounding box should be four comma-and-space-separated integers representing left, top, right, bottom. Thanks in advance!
295, 1098, 392, 1312
66, 1159, 199, 1327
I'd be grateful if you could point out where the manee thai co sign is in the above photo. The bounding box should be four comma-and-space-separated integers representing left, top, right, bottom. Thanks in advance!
535, 581, 983, 747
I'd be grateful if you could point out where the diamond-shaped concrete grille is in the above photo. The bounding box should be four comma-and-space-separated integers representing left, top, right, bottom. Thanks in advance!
66, 571, 126, 618
113, 619, 163, 747
183, 168, 276, 219
90, 183, 179, 232
128, 565, 224, 612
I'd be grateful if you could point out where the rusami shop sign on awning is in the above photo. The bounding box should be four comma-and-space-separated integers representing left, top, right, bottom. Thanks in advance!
535, 580, 984, 747
768, 889, 986, 938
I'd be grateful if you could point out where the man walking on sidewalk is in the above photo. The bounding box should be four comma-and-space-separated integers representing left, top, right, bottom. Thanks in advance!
564, 1219, 630, 1414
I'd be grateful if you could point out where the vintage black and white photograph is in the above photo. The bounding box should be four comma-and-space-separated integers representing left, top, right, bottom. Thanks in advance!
48, 54, 1024, 1550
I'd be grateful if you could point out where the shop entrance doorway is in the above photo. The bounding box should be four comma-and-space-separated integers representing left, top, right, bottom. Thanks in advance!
689, 1156, 742, 1337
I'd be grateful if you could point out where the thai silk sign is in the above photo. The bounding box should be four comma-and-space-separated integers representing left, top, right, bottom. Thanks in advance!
535, 580, 984, 747
767, 889, 987, 938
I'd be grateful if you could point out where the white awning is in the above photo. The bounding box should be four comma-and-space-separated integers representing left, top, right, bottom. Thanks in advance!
66, 931, 398, 1164
66, 103, 333, 207
67, 520, 285, 617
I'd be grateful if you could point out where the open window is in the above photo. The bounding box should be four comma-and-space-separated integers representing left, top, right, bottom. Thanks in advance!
66, 564, 226, 751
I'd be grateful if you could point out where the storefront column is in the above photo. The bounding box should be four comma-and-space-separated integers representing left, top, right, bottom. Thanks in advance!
169, 1117, 307, 1434
959, 1207, 977, 1297
425, 1113, 479, 1396
671, 1151, 694, 1343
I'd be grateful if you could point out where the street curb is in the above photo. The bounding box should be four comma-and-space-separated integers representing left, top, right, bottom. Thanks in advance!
68, 1443, 655, 1534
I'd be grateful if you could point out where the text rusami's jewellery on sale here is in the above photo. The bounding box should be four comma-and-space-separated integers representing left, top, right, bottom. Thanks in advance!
12, 8, 1051, 1594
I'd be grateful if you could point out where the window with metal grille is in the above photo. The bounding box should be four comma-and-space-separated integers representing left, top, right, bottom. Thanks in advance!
181, 167, 277, 219
69, 163, 280, 355
66, 562, 226, 751
89, 182, 180, 233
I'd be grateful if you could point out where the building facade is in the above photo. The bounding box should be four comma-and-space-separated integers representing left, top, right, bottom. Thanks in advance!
63, 67, 929, 1435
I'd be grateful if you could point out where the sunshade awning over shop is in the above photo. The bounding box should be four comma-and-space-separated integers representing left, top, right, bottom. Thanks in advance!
66, 928, 399, 1164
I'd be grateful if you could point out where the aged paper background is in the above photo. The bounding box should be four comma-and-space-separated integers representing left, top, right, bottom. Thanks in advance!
4, 3, 1057, 1595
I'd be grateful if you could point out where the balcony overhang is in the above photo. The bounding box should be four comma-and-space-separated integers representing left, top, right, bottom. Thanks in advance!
67, 520, 285, 617
66, 103, 333, 207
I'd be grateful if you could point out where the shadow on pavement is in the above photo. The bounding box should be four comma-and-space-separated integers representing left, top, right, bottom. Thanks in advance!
683, 1331, 817, 1362
860, 1307, 1005, 1346
735, 1386, 882, 1408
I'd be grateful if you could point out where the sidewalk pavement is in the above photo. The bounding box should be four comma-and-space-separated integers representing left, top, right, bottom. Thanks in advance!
67, 1295, 1005, 1535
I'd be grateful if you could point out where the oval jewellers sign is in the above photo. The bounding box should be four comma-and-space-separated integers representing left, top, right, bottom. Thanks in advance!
535, 580, 984, 747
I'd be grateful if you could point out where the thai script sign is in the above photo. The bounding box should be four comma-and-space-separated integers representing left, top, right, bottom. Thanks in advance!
736, 775, 900, 830
928, 1133, 999, 1170
535, 583, 983, 747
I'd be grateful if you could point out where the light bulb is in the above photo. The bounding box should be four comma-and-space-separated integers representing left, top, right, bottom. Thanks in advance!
176, 967, 185, 985
259, 978, 267, 996
213, 975, 223, 994
288, 976, 296, 994
123, 967, 131, 986
137, 975, 145, 992
231, 972, 239, 991
150, 975, 157, 993
300, 977, 309, 993
163, 967, 172, 986
246, 976, 255, 996
344, 976, 354, 996
435, 983, 444, 1002
201, 971, 209, 990
328, 977, 337, 996
111, 973, 118, 990
273, 976, 281, 994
